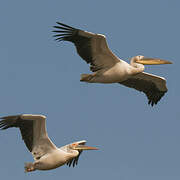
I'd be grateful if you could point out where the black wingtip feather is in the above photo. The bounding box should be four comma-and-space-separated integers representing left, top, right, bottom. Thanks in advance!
55, 37, 64, 41
53, 33, 72, 38
52, 23, 78, 42
0, 121, 6, 129
52, 30, 71, 33
56, 22, 75, 29
53, 21, 93, 64
53, 25, 71, 31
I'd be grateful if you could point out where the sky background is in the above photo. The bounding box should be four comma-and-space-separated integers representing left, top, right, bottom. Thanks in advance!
0, 0, 179, 179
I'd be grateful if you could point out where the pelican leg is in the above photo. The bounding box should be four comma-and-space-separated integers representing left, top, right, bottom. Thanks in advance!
80, 74, 93, 82
80, 73, 97, 82
24, 162, 35, 173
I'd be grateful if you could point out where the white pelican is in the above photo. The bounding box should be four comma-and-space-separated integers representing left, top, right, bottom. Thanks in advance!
53, 22, 172, 106
0, 114, 98, 172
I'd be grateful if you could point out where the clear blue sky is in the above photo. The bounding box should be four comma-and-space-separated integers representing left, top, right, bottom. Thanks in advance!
0, 0, 179, 179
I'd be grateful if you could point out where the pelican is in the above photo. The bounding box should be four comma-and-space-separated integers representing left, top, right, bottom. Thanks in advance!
0, 114, 98, 172
53, 22, 172, 106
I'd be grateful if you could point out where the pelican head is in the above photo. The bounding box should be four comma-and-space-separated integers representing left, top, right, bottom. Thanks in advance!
133, 55, 172, 65
70, 143, 98, 151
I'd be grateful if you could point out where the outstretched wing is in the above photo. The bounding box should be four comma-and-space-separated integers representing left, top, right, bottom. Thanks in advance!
0, 114, 57, 160
120, 72, 168, 106
0, 115, 33, 151
53, 22, 119, 72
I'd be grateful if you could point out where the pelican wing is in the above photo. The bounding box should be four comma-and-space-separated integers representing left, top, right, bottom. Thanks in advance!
0, 115, 33, 151
60, 140, 86, 167
120, 72, 168, 106
53, 22, 119, 72
0, 114, 57, 160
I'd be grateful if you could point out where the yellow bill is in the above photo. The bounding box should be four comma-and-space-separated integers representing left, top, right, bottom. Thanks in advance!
136, 57, 172, 65
74, 145, 99, 150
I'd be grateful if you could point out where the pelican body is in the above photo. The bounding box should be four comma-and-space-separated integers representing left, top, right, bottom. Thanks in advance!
0, 114, 98, 172
53, 22, 172, 106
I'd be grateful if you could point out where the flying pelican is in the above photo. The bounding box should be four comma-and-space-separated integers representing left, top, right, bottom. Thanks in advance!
0, 114, 98, 172
53, 22, 172, 106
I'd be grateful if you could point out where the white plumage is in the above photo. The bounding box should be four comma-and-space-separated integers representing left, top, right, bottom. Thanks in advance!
53, 22, 172, 106
0, 114, 98, 172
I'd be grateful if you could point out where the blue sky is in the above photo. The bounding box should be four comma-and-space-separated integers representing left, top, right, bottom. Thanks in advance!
0, 0, 179, 179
